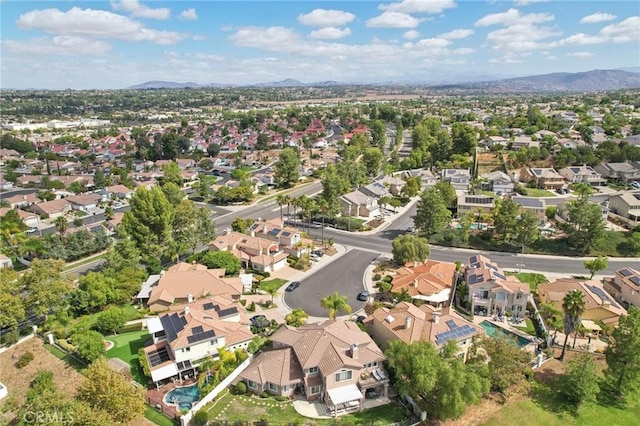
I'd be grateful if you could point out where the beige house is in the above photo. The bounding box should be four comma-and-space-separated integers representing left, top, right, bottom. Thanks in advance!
339, 191, 379, 218
143, 296, 252, 384
558, 165, 606, 186
538, 278, 627, 327
603, 267, 640, 310
240, 321, 388, 416
367, 302, 483, 361
246, 219, 308, 257
521, 167, 565, 190
465, 255, 530, 317
30, 198, 71, 219
209, 230, 289, 272
457, 194, 495, 216
139, 262, 243, 312
609, 191, 640, 223
390, 261, 457, 307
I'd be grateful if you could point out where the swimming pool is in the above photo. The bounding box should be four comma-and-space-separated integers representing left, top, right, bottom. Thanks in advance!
165, 383, 199, 411
479, 321, 532, 348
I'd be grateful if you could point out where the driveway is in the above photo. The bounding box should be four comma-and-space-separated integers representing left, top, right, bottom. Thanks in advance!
283, 249, 378, 318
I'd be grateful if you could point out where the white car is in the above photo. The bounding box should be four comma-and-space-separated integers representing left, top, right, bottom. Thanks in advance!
26, 228, 38, 234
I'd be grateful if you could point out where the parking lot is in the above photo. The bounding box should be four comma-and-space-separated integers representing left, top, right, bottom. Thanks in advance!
283, 249, 378, 318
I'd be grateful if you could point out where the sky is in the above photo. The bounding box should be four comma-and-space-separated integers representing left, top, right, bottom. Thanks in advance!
1, 0, 639, 89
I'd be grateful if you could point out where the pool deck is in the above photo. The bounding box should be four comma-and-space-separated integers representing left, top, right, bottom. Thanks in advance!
474, 316, 539, 351
146, 377, 199, 419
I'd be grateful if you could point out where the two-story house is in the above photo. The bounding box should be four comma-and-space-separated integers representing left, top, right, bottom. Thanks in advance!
367, 302, 483, 361
358, 182, 390, 199
339, 191, 379, 218
239, 321, 388, 416
457, 194, 496, 216
521, 167, 565, 190
484, 170, 514, 195
209, 230, 289, 272
594, 162, 640, 182
558, 165, 606, 186
394, 169, 437, 190
143, 296, 252, 385
511, 197, 547, 219
441, 169, 471, 192
390, 261, 457, 307
246, 219, 309, 257
603, 267, 640, 310
609, 191, 640, 223
465, 255, 530, 317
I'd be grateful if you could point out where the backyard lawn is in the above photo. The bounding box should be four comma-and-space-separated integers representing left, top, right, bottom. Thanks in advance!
505, 272, 548, 291
522, 188, 557, 197
512, 318, 537, 336
259, 278, 288, 293
84, 304, 142, 327
106, 330, 151, 385
145, 405, 178, 426
206, 391, 410, 425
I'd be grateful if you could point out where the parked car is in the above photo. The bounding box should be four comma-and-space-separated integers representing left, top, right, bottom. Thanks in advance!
356, 315, 366, 324
285, 281, 301, 292
357, 290, 369, 301
312, 250, 324, 258
26, 228, 38, 234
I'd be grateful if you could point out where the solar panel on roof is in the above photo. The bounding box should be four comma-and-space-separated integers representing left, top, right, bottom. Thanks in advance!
630, 276, 640, 287
281, 231, 291, 237
192, 326, 204, 334
147, 346, 170, 367
469, 255, 478, 263
446, 319, 458, 330
217, 307, 238, 318
203, 302, 215, 311
619, 269, 632, 277
250, 223, 260, 231
587, 285, 620, 309
267, 228, 281, 236
494, 272, 507, 280
187, 329, 216, 344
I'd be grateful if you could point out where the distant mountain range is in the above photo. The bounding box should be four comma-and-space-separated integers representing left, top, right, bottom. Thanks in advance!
126, 69, 640, 92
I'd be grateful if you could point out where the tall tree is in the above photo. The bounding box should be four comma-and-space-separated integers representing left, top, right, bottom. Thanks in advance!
73, 330, 107, 362
22, 259, 72, 317
77, 358, 146, 424
402, 175, 421, 197
274, 147, 300, 187
392, 234, 431, 266
162, 162, 183, 187
515, 210, 541, 251
583, 255, 608, 279
604, 307, 640, 396
0, 268, 25, 330
320, 292, 352, 319
433, 181, 457, 208
468, 336, 532, 393
54, 216, 68, 238
559, 289, 587, 361
321, 163, 346, 213
370, 120, 387, 151
362, 147, 383, 176
492, 198, 519, 242
451, 122, 477, 154
414, 189, 452, 236
560, 353, 601, 406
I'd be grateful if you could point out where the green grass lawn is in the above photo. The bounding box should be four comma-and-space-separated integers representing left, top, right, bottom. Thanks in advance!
44, 344, 87, 371
505, 272, 548, 291
523, 188, 557, 197
106, 330, 151, 385
145, 405, 178, 426
84, 304, 142, 327
481, 382, 640, 426
259, 278, 288, 293
206, 391, 409, 424
513, 318, 537, 336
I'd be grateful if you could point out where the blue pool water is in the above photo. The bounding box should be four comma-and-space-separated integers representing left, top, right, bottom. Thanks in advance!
165, 383, 199, 411
479, 321, 532, 348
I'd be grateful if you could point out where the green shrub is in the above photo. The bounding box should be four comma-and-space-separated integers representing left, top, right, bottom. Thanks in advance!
261, 391, 269, 398
373, 273, 381, 281
193, 410, 209, 426
239, 299, 247, 306
1, 330, 19, 346
383, 275, 393, 283
15, 352, 34, 368
137, 347, 151, 378
118, 322, 143, 333
56, 339, 75, 352
236, 381, 247, 394
378, 281, 392, 292
274, 395, 288, 402
248, 301, 256, 312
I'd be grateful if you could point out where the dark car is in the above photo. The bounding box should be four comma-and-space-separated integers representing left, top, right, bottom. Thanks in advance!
356, 315, 366, 324
285, 281, 301, 292
357, 290, 369, 301
312, 250, 324, 258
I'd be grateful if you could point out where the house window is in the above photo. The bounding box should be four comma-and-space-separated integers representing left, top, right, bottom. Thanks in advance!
181, 347, 191, 353
365, 362, 377, 368
282, 385, 288, 392
496, 292, 506, 301
516, 293, 523, 300
268, 383, 277, 392
308, 366, 318, 374
310, 386, 321, 395
247, 381, 257, 390
335, 370, 352, 383
210, 338, 218, 346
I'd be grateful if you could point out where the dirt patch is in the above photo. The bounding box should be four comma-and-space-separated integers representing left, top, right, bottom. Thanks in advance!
439, 393, 524, 426
0, 338, 84, 424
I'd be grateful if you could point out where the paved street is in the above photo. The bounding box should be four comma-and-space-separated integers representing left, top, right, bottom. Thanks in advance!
283, 249, 378, 317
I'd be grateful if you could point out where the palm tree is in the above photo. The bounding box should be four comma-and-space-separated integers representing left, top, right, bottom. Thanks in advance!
539, 302, 563, 343
53, 216, 68, 238
285, 308, 308, 327
283, 195, 292, 223
276, 194, 286, 222
265, 287, 278, 306
315, 198, 329, 245
320, 292, 352, 320
559, 289, 586, 361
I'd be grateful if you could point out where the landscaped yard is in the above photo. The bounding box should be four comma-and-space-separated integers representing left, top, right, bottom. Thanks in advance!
84, 304, 143, 327
205, 390, 410, 424
106, 330, 151, 385
522, 188, 557, 197
144, 405, 178, 426
505, 272, 548, 291
259, 278, 288, 293
512, 318, 536, 336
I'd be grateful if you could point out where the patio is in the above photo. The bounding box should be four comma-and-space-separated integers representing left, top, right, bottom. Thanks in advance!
145, 377, 199, 421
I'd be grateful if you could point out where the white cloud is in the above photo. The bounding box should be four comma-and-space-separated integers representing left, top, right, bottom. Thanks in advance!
229, 26, 299, 50
599, 16, 640, 43
405, 38, 452, 49
179, 8, 198, 21
485, 23, 560, 51
380, 0, 457, 14
367, 11, 422, 28
298, 9, 355, 27
2, 36, 112, 56
193, 35, 207, 41
475, 8, 554, 27
547, 55, 557, 60
557, 33, 607, 46
111, 0, 170, 20
514, 0, 549, 6
16, 7, 188, 45
567, 51, 594, 57
437, 28, 474, 39
580, 12, 617, 24
309, 27, 351, 40
402, 30, 420, 40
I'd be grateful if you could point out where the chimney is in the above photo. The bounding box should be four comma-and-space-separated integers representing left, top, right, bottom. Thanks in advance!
405, 316, 412, 330
184, 306, 190, 316
413, 279, 419, 288
250, 230, 255, 237
602, 301, 611, 309
432, 312, 441, 324
350, 344, 359, 359
413, 261, 418, 267
263, 224, 268, 234
187, 294, 193, 303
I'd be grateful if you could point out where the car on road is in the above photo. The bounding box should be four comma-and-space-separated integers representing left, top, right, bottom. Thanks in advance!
357, 290, 369, 301
285, 281, 301, 292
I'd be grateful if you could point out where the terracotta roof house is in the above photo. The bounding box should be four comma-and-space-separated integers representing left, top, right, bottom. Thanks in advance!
102, 184, 134, 200
0, 207, 41, 228
143, 296, 252, 384
603, 267, 640, 310
246, 219, 306, 257
209, 230, 289, 272
29, 198, 71, 219
239, 321, 388, 416
65, 193, 101, 212
538, 278, 627, 327
367, 302, 482, 361
465, 255, 530, 318
140, 262, 244, 312
391, 261, 457, 307
4, 193, 38, 209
